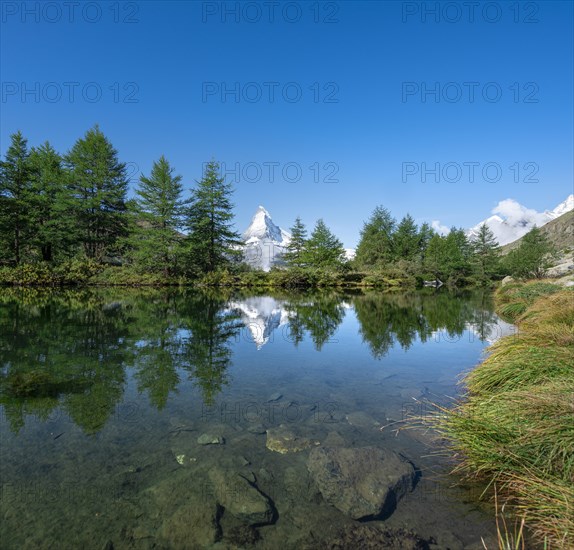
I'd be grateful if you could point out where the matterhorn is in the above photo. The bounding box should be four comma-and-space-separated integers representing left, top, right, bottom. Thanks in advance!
241, 206, 291, 271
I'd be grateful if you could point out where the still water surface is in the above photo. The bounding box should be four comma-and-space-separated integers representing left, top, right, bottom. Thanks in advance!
0, 288, 513, 549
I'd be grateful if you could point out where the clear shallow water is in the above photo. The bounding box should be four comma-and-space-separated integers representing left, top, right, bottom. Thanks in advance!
0, 287, 513, 549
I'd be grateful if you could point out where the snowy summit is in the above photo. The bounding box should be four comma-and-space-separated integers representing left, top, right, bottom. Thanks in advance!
466, 194, 574, 246
241, 206, 291, 271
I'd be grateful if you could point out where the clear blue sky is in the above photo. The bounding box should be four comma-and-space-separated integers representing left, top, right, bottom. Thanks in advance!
1, 1, 572, 247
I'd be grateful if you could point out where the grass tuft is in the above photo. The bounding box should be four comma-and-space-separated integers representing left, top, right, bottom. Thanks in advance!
433, 284, 574, 547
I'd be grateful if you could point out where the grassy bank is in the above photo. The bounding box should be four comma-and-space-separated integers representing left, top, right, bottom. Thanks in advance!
434, 281, 574, 547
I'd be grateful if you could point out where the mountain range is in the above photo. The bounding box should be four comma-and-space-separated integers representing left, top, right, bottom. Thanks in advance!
239, 195, 574, 270
466, 194, 574, 246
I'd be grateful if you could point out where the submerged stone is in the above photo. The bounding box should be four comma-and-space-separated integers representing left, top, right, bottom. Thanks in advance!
159, 502, 221, 548
267, 392, 283, 402
345, 411, 382, 429
307, 446, 417, 520
197, 433, 225, 445
266, 425, 320, 454
208, 468, 275, 526
247, 423, 267, 435
301, 524, 429, 550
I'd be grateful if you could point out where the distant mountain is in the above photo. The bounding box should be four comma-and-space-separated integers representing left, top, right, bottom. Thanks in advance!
467, 194, 574, 246
500, 209, 574, 254
241, 206, 291, 271
499, 209, 574, 277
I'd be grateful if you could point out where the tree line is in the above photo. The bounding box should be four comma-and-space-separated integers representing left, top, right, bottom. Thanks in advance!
0, 126, 557, 286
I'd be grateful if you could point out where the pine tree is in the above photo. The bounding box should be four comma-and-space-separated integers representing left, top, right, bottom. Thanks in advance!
417, 222, 434, 262
393, 214, 419, 261
283, 216, 307, 267
354, 206, 396, 267
0, 131, 33, 264
503, 226, 557, 278
65, 125, 128, 260
470, 223, 500, 284
302, 219, 345, 269
183, 160, 241, 274
130, 156, 184, 276
446, 227, 472, 274
29, 142, 76, 261
424, 234, 448, 280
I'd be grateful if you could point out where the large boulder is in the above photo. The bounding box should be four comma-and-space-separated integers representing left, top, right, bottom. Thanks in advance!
307, 446, 417, 520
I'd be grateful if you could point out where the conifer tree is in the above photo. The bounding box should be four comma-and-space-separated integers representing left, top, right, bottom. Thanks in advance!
302, 219, 345, 269
65, 125, 128, 259
130, 156, 184, 275
354, 206, 396, 267
503, 226, 557, 278
283, 216, 307, 267
29, 142, 75, 261
183, 160, 241, 274
0, 131, 33, 264
470, 223, 500, 284
393, 214, 419, 261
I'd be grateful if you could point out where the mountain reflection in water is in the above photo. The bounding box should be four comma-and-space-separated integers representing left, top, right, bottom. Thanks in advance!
0, 287, 505, 435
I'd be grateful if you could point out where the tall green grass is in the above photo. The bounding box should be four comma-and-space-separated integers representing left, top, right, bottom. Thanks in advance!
434, 285, 574, 547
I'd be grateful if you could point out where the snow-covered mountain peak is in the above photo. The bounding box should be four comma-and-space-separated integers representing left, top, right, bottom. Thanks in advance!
551, 194, 574, 218
241, 206, 291, 271
243, 205, 287, 244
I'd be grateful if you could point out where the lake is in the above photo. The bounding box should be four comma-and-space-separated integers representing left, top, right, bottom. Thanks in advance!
0, 287, 514, 549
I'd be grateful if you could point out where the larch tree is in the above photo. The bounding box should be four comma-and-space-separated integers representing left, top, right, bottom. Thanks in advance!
283, 216, 308, 267
65, 125, 128, 260
130, 155, 184, 276
183, 160, 242, 274
0, 131, 33, 264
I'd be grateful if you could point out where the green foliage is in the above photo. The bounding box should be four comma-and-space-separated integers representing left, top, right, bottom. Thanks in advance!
301, 219, 346, 269
65, 125, 128, 260
354, 206, 396, 267
424, 229, 471, 284
0, 131, 33, 264
183, 161, 242, 274
469, 223, 500, 285
28, 142, 77, 262
127, 156, 184, 276
392, 214, 419, 261
283, 216, 307, 267
502, 227, 557, 279
0, 259, 103, 285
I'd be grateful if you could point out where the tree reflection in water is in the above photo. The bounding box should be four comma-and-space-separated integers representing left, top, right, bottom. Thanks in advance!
0, 287, 498, 433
